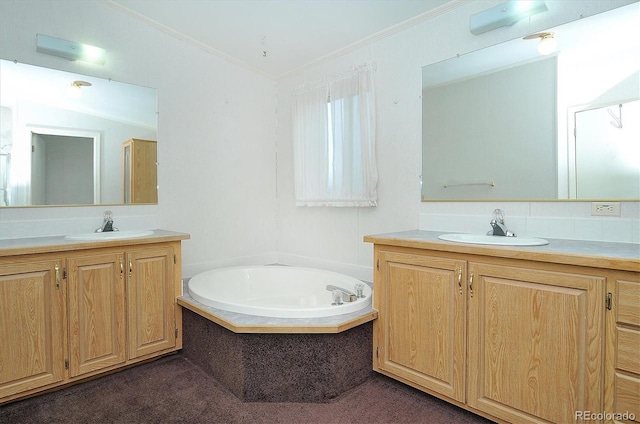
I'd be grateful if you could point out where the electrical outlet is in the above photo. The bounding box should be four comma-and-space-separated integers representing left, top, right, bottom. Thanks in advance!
591, 202, 621, 217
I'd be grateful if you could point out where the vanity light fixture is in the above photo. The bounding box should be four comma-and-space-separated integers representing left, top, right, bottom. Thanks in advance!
36, 33, 106, 65
470, 0, 548, 35
523, 32, 557, 55
68, 80, 92, 98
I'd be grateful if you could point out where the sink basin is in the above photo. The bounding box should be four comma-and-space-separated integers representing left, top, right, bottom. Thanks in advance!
438, 233, 549, 246
65, 230, 154, 241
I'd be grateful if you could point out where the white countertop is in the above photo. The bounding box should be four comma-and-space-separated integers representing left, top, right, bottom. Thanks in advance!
0, 229, 190, 257
364, 230, 639, 272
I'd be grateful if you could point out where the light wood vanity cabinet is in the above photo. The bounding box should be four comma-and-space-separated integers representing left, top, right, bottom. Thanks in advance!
466, 261, 603, 423
67, 252, 126, 377
606, 273, 640, 424
367, 233, 639, 424
0, 257, 66, 399
375, 250, 466, 402
0, 233, 187, 404
126, 246, 177, 359
66, 245, 177, 377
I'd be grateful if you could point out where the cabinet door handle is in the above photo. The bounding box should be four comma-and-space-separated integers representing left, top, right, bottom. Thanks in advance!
457, 268, 462, 294
55, 264, 60, 289
129, 259, 133, 279
120, 258, 124, 279
468, 272, 474, 298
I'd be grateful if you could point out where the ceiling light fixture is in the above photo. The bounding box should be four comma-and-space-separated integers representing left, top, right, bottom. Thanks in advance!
523, 32, 557, 55
470, 0, 548, 35
68, 80, 92, 98
36, 33, 106, 65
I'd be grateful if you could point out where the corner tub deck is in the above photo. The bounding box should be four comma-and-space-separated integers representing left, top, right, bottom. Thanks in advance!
177, 280, 377, 334
178, 280, 377, 402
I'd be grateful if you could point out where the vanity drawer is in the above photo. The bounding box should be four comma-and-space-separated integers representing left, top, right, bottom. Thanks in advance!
614, 373, 640, 421
617, 280, 640, 326
617, 327, 640, 374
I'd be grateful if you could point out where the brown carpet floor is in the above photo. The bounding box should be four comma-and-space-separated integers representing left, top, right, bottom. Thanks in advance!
0, 354, 494, 424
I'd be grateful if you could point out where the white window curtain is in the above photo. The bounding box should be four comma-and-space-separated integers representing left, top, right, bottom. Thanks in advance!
292, 66, 377, 207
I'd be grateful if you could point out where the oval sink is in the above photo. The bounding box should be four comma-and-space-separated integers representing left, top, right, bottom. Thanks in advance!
65, 230, 154, 241
438, 233, 549, 246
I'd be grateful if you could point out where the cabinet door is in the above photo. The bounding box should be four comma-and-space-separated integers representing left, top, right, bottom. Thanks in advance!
375, 249, 467, 402
0, 259, 65, 399
467, 262, 604, 423
127, 246, 176, 359
67, 253, 126, 377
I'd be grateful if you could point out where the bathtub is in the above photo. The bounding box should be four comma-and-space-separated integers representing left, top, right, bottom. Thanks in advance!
187, 265, 372, 318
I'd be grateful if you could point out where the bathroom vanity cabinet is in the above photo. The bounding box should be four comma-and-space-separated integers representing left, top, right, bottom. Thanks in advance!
0, 230, 188, 404
0, 258, 66, 398
605, 273, 640, 424
372, 250, 467, 402
365, 231, 639, 424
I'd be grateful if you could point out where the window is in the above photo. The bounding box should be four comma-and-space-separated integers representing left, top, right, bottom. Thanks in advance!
292, 66, 377, 207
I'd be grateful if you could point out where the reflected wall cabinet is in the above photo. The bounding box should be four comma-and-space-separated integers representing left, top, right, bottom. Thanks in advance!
123, 138, 158, 204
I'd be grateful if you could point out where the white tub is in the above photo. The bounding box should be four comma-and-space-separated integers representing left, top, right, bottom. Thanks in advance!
187, 266, 372, 318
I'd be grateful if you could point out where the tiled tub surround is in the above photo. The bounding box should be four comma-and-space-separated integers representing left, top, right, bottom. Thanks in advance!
178, 281, 377, 402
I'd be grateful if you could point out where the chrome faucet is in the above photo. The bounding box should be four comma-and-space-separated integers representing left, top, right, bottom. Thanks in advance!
487, 209, 516, 237
95, 210, 118, 233
326, 285, 357, 303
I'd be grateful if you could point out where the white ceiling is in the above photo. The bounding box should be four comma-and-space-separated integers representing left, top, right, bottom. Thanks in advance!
106, 0, 451, 78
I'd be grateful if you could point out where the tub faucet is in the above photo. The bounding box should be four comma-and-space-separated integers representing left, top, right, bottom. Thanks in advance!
326, 285, 357, 303
96, 210, 119, 233
487, 209, 516, 237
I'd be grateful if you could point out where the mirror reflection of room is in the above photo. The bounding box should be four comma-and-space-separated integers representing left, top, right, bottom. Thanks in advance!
0, 60, 158, 207
421, 4, 639, 201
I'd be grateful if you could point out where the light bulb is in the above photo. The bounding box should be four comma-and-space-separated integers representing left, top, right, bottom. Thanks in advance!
67, 80, 92, 98
68, 82, 82, 98
537, 34, 557, 55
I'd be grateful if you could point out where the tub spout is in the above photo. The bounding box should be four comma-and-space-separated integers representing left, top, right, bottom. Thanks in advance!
326, 285, 357, 302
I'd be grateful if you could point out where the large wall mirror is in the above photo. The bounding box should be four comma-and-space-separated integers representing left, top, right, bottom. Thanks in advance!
421, 3, 639, 201
0, 59, 158, 207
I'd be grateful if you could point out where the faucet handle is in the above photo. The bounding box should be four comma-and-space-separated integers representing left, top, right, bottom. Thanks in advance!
96, 210, 117, 233
492, 208, 505, 224
331, 290, 343, 305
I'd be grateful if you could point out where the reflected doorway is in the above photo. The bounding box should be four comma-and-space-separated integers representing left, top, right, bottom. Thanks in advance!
571, 99, 640, 199
29, 127, 101, 205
